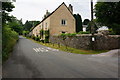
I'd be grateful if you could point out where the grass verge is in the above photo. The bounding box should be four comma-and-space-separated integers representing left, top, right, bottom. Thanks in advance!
26, 36, 108, 54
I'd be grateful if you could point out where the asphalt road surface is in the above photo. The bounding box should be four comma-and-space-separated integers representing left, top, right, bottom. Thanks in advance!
3, 36, 118, 78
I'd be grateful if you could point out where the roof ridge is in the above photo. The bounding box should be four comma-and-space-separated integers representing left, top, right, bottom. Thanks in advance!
30, 2, 74, 31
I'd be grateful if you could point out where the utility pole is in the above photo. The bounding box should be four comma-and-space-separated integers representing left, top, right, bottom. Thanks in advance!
91, 0, 94, 35
91, 0, 93, 21
91, 0, 95, 50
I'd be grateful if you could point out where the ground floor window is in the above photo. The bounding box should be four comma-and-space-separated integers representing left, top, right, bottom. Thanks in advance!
61, 19, 67, 26
61, 31, 66, 34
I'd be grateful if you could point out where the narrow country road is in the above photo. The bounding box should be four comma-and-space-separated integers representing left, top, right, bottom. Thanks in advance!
3, 36, 118, 78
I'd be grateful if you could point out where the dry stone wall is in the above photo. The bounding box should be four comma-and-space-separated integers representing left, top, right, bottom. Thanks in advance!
49, 34, 120, 50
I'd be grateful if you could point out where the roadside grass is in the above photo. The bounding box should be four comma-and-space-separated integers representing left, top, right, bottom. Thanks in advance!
26, 37, 108, 54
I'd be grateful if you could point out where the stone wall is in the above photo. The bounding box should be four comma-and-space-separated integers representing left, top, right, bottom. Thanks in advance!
49, 34, 120, 50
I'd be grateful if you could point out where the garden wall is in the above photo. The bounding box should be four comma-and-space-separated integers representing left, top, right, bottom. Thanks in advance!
49, 34, 120, 50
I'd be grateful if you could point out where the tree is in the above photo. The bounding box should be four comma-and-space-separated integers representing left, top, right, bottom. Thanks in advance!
94, 2, 120, 34
2, 2, 19, 61
86, 21, 98, 33
24, 20, 33, 31
24, 20, 39, 31
2, 2, 15, 25
29, 21, 39, 28
8, 21, 23, 34
83, 19, 90, 25
73, 14, 83, 33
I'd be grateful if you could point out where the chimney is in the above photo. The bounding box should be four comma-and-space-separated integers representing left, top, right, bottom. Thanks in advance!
46, 10, 49, 17
68, 4, 73, 14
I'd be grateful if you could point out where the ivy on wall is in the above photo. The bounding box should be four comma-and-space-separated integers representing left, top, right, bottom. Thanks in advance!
39, 29, 49, 43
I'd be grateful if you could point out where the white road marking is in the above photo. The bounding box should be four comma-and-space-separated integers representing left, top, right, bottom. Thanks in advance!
33, 47, 59, 53
33, 48, 38, 52
46, 47, 59, 51
33, 48, 49, 53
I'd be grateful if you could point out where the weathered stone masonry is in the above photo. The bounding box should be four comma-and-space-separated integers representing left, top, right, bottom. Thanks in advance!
50, 34, 120, 50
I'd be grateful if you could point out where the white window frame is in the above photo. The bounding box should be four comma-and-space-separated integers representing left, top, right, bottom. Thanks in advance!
61, 19, 67, 26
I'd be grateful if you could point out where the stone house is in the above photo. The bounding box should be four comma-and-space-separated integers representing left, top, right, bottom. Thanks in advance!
30, 2, 76, 38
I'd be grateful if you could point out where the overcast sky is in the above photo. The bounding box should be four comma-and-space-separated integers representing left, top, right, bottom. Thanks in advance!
10, 0, 97, 24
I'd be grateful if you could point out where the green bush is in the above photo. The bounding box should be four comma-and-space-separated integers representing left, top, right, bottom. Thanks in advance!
109, 28, 116, 35
22, 30, 29, 36
40, 40, 44, 43
32, 36, 35, 40
60, 33, 66, 37
78, 31, 90, 34
45, 36, 49, 43
35, 37, 40, 41
60, 33, 76, 37
66, 33, 76, 36
2, 26, 18, 62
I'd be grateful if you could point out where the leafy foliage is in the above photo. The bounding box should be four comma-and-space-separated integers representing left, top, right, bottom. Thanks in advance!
94, 2, 120, 34
2, 2, 15, 24
40, 29, 44, 39
2, 25, 18, 61
86, 21, 98, 33
78, 31, 90, 34
44, 30, 49, 43
83, 19, 90, 25
2, 2, 19, 62
24, 20, 40, 31
24, 20, 33, 31
23, 30, 29, 36
60, 33, 76, 37
8, 16, 23, 34
108, 28, 116, 35
73, 14, 83, 32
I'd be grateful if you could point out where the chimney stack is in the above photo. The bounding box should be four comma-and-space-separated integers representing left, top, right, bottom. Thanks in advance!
46, 10, 49, 17
68, 4, 73, 14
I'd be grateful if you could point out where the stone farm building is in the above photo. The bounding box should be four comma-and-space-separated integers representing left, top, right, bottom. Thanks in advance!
29, 2, 76, 38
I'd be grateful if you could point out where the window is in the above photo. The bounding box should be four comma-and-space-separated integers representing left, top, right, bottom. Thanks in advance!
45, 23, 47, 29
45, 23, 47, 28
46, 23, 47, 28
61, 31, 66, 34
61, 19, 67, 26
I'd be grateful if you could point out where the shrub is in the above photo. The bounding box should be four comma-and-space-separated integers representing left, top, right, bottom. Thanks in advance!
32, 36, 35, 40
35, 37, 40, 41
60, 33, 76, 37
45, 36, 49, 43
22, 30, 29, 36
66, 33, 76, 36
44, 30, 50, 43
60, 33, 66, 37
40, 40, 44, 43
40, 29, 44, 37
109, 28, 116, 35
78, 31, 90, 34
2, 26, 18, 62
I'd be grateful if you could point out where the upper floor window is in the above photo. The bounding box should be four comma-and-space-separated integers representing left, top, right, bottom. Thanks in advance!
61, 19, 67, 26
46, 23, 47, 28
